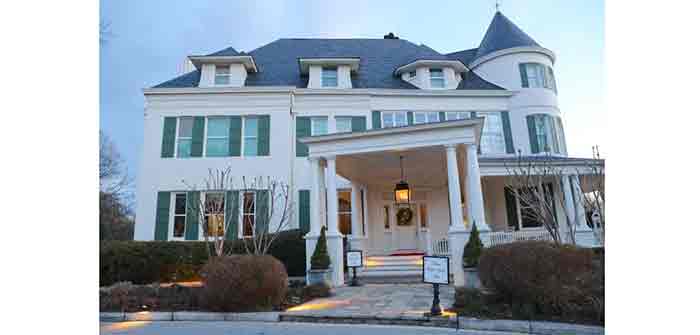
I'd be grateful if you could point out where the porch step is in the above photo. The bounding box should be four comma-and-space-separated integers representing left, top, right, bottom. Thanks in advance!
356, 255, 424, 283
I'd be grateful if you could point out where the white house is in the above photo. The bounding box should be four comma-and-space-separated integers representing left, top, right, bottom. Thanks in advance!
135, 12, 604, 286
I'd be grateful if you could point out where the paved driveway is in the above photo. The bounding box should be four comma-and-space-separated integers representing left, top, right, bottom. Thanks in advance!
100, 321, 527, 334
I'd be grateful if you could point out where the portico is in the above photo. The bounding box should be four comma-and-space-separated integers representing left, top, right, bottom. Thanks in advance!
300, 119, 490, 287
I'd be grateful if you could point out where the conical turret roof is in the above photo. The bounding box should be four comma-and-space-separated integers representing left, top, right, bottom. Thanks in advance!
474, 11, 541, 60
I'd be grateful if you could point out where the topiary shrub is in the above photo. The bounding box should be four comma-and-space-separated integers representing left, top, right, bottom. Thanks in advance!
310, 227, 330, 270
200, 255, 288, 312
463, 224, 483, 268
478, 241, 602, 322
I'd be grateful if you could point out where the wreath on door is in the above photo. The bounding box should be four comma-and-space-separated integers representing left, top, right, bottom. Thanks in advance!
396, 207, 414, 226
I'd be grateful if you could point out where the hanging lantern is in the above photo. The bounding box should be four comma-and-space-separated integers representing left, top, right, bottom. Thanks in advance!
394, 156, 411, 205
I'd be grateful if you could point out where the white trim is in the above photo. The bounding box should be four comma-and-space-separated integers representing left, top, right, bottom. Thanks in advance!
170, 192, 187, 241
298, 58, 360, 74
469, 46, 557, 69
239, 191, 256, 239
394, 59, 468, 76
144, 87, 513, 97
188, 55, 258, 72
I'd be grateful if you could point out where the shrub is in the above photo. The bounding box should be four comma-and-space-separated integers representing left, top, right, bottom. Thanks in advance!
463, 224, 483, 268
100, 229, 306, 286
478, 241, 602, 322
200, 255, 288, 312
310, 227, 330, 270
303, 283, 331, 299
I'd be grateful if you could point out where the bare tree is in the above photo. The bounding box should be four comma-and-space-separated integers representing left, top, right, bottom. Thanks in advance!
182, 168, 294, 258
100, 131, 131, 198
100, 19, 113, 45
100, 131, 134, 239
573, 146, 605, 244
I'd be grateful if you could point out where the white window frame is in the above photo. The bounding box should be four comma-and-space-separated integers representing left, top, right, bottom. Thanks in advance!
524, 63, 546, 89
381, 111, 408, 128
175, 117, 194, 158
215, 65, 231, 85
429, 68, 445, 88
310, 117, 328, 136
475, 112, 506, 155
321, 66, 338, 88
413, 111, 440, 124
204, 116, 230, 157
242, 116, 259, 157
335, 116, 353, 133
445, 111, 471, 121
170, 192, 188, 240
240, 191, 256, 238
203, 192, 226, 238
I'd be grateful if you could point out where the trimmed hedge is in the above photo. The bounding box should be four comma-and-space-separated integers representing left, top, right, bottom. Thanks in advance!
100, 229, 306, 287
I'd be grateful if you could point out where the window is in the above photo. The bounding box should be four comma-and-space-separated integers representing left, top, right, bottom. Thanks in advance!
243, 117, 258, 156
383, 205, 390, 231
516, 184, 556, 229
408, 70, 416, 78
172, 193, 187, 239
430, 68, 445, 88
335, 117, 352, 133
176, 117, 194, 157
215, 65, 230, 85
522, 63, 557, 92
419, 203, 428, 228
204, 193, 225, 237
475, 112, 506, 154
311, 117, 328, 135
321, 67, 338, 87
414, 112, 440, 124
381, 111, 408, 128
531, 114, 565, 154
205, 117, 230, 157
338, 191, 352, 235
242, 192, 255, 238
445, 112, 470, 121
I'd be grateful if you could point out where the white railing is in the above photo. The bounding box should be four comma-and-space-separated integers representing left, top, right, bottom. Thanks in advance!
432, 238, 450, 256
483, 229, 554, 248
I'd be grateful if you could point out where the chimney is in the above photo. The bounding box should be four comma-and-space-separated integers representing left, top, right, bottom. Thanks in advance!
383, 32, 399, 39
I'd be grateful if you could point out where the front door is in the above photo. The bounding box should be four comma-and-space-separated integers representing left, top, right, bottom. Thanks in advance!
394, 204, 418, 250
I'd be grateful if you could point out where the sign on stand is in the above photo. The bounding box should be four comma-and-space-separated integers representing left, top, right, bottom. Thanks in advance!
422, 256, 450, 315
346, 250, 363, 286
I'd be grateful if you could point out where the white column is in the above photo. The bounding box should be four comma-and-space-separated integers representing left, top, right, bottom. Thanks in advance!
309, 157, 322, 235
571, 176, 592, 232
561, 175, 577, 237
445, 144, 465, 231
348, 182, 366, 251
466, 143, 489, 232
324, 156, 344, 286
446, 144, 468, 287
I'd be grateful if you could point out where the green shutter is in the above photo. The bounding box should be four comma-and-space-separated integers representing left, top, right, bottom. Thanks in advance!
548, 67, 557, 93
296, 117, 311, 157
161, 117, 177, 158
527, 115, 540, 154
255, 190, 269, 236
351, 116, 366, 132
501, 111, 515, 154
229, 116, 242, 157
225, 191, 239, 240
154, 192, 171, 240
257, 115, 270, 156
407, 112, 414, 126
185, 191, 200, 240
470, 111, 477, 119
439, 112, 446, 122
298, 190, 310, 234
519, 63, 529, 88
190, 116, 205, 157
504, 188, 519, 231
372, 111, 381, 129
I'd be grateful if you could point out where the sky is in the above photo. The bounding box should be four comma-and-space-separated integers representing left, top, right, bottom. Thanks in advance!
100, 0, 605, 190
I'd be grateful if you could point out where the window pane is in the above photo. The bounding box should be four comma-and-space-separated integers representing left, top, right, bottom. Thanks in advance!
477, 112, 505, 154
173, 216, 185, 237
244, 138, 258, 156
338, 191, 351, 212
336, 117, 352, 133
178, 117, 193, 137
175, 194, 187, 215
445, 112, 457, 121
382, 113, 394, 128
431, 79, 445, 88
427, 112, 439, 123
243, 193, 255, 215
430, 69, 443, 77
207, 215, 224, 236
322, 67, 338, 87
414, 112, 426, 124
207, 117, 230, 137
395, 112, 407, 126
205, 193, 224, 214
215, 75, 229, 85
420, 203, 428, 228
215, 66, 230, 75
311, 118, 328, 135
243, 215, 254, 236
339, 214, 351, 235
177, 139, 192, 157
206, 138, 228, 157
244, 117, 258, 137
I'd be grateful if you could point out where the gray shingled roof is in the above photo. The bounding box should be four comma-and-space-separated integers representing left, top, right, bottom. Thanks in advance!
205, 47, 243, 56
474, 11, 541, 61
446, 48, 478, 67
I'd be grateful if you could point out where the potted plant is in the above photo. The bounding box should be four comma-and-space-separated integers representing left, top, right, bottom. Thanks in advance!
462, 223, 483, 289
308, 226, 332, 286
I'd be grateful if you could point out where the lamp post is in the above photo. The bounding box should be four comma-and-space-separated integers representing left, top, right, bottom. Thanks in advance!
394, 156, 411, 206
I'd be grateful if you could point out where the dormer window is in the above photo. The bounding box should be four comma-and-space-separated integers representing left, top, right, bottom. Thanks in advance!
214, 65, 230, 85
429, 68, 445, 88
321, 67, 338, 87
408, 70, 416, 78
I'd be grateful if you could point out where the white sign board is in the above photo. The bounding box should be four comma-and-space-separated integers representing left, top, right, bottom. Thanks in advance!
422, 256, 450, 285
346, 250, 363, 268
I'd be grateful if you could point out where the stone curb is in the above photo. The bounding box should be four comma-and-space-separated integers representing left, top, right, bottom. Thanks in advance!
99, 312, 280, 323
278, 314, 458, 328
458, 317, 604, 335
